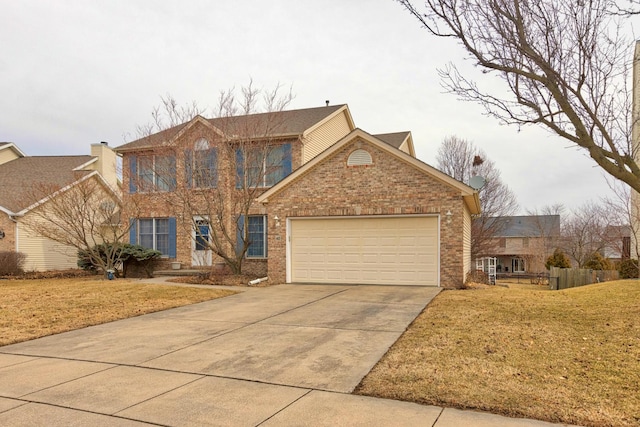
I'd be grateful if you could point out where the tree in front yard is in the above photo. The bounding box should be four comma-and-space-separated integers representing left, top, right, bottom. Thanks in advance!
395, 0, 640, 193
21, 177, 136, 277
129, 81, 294, 274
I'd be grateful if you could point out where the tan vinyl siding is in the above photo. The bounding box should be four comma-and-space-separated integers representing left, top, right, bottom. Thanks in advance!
462, 204, 472, 279
0, 149, 20, 166
398, 141, 411, 155
17, 220, 79, 271
302, 112, 352, 163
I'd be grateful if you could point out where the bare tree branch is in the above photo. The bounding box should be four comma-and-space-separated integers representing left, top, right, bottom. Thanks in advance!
397, 0, 640, 191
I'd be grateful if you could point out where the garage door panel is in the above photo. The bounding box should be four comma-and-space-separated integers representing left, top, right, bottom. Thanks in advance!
290, 217, 438, 286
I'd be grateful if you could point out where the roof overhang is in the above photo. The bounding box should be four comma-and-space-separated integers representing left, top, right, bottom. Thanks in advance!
0, 142, 27, 158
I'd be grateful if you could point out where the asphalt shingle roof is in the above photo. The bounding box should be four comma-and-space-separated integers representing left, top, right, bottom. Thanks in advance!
373, 132, 410, 149
0, 156, 93, 213
487, 215, 561, 237
116, 104, 348, 152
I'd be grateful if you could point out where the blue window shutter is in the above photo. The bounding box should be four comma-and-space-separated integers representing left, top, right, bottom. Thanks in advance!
129, 155, 137, 193
185, 149, 193, 188
236, 215, 245, 256
168, 217, 177, 258
235, 148, 244, 189
129, 219, 137, 244
282, 143, 292, 176
209, 148, 218, 187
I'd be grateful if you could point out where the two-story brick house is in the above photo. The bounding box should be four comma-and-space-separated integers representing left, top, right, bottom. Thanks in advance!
116, 104, 481, 287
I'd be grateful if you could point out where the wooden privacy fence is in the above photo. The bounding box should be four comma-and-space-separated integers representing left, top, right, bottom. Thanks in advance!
549, 267, 619, 290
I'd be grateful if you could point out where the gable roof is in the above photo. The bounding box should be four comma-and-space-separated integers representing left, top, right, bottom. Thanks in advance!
0, 156, 94, 214
374, 132, 415, 157
0, 142, 27, 160
487, 215, 561, 237
116, 104, 352, 153
258, 128, 481, 214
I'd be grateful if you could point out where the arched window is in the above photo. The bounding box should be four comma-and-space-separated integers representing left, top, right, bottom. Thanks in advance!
347, 149, 373, 166
194, 138, 209, 151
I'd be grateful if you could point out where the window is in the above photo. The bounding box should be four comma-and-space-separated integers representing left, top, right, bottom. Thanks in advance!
129, 154, 176, 193
130, 218, 177, 257
236, 215, 267, 258
347, 149, 373, 166
195, 218, 210, 251
236, 143, 291, 188
512, 258, 525, 273
186, 139, 218, 188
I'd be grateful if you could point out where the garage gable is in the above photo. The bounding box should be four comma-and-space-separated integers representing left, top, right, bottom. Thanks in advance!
260, 129, 478, 288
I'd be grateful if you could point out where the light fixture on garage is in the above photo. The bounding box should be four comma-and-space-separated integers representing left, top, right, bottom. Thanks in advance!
445, 210, 452, 224
274, 215, 281, 227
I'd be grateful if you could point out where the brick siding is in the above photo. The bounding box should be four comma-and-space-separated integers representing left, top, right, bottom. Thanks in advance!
262, 137, 468, 288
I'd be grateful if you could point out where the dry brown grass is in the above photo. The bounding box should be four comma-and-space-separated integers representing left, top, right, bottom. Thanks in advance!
0, 277, 235, 346
356, 280, 640, 427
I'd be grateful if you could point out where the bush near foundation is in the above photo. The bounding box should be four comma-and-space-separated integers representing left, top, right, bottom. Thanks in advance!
0, 251, 26, 276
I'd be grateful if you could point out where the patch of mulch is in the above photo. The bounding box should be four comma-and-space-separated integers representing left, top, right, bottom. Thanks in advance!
166, 273, 273, 287
0, 269, 93, 281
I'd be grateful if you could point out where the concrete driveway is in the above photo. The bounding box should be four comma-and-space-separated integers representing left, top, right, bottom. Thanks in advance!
0, 283, 572, 426
0, 284, 441, 425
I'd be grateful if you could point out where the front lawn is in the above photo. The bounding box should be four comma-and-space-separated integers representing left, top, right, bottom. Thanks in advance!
0, 278, 235, 346
355, 280, 640, 427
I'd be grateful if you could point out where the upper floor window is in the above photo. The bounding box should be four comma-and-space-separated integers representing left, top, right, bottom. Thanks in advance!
236, 143, 292, 188
186, 138, 218, 188
129, 154, 176, 193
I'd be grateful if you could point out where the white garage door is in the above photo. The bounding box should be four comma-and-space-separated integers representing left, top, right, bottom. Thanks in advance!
289, 216, 438, 286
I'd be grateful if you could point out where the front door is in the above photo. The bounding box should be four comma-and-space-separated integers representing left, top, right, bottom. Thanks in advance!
192, 217, 212, 266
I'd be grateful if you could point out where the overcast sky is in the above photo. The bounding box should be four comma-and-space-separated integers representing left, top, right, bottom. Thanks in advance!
1, 1, 636, 214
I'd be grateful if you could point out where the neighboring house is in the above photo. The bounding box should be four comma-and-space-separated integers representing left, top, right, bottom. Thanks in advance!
116, 104, 480, 287
0, 142, 119, 271
482, 215, 561, 274
602, 225, 631, 263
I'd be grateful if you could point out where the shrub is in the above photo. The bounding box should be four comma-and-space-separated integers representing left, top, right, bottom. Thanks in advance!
584, 252, 614, 270
545, 248, 571, 269
0, 251, 26, 276
77, 243, 161, 278
465, 269, 489, 285
618, 259, 639, 279
120, 245, 161, 278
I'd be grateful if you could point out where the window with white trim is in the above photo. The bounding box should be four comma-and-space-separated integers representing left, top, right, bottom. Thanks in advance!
131, 154, 176, 192
246, 215, 267, 258
187, 138, 218, 188
347, 149, 373, 166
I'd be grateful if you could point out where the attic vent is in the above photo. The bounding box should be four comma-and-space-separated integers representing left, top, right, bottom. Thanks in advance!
347, 149, 373, 166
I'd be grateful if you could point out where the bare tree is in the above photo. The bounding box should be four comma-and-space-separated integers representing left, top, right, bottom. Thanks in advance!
21, 176, 133, 276
561, 202, 607, 268
130, 81, 294, 274
436, 135, 519, 258
396, 0, 640, 192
